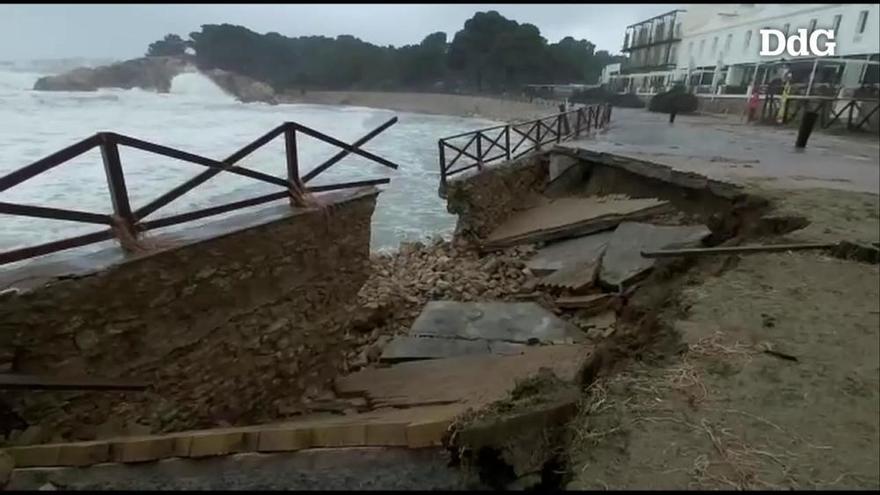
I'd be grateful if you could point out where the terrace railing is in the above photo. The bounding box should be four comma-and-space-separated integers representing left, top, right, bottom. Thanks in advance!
437, 103, 612, 190
0, 118, 400, 266
762, 95, 879, 131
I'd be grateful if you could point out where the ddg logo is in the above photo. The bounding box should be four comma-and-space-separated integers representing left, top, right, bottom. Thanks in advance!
759, 28, 837, 57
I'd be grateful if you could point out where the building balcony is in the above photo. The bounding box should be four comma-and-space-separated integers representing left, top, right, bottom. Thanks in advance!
620, 59, 677, 75
622, 36, 682, 52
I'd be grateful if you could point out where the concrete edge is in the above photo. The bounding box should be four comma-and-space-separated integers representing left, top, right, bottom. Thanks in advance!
2, 410, 454, 469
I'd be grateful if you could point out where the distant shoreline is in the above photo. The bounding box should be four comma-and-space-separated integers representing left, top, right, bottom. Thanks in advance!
278, 90, 561, 123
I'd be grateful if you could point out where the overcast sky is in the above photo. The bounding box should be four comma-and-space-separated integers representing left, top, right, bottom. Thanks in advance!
0, 4, 675, 61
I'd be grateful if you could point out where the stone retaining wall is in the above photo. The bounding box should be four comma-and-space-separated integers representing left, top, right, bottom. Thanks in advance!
444, 152, 550, 242
0, 188, 379, 445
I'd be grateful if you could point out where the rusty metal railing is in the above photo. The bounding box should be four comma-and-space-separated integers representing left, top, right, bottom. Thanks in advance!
0, 118, 400, 265
437, 103, 612, 190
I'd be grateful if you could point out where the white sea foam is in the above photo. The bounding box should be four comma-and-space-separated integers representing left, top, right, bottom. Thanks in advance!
0, 67, 498, 264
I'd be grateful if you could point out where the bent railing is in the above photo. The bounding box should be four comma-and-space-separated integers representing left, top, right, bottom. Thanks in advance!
0, 118, 400, 266
437, 103, 612, 190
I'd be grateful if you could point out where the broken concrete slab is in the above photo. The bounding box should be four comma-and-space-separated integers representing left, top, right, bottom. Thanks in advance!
409, 301, 585, 345
598, 222, 711, 288
485, 195, 671, 250
536, 260, 599, 292
555, 293, 615, 312
525, 230, 613, 277
380, 336, 492, 363
336, 345, 593, 410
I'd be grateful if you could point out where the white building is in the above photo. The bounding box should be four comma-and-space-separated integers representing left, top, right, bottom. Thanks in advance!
600, 63, 621, 85
608, 4, 880, 97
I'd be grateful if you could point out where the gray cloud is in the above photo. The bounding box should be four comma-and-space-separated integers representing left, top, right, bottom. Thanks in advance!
0, 3, 674, 61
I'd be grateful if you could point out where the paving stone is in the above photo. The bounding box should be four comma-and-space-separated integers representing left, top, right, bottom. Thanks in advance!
555, 293, 615, 312
311, 423, 367, 448
599, 222, 711, 288
173, 436, 192, 458
336, 345, 592, 410
379, 336, 491, 363
406, 418, 453, 448
363, 421, 409, 447
186, 430, 249, 458
536, 260, 599, 292
409, 301, 585, 345
57, 441, 110, 467
109, 436, 176, 463
256, 427, 313, 453
525, 231, 613, 276
485, 196, 670, 249
5, 444, 60, 468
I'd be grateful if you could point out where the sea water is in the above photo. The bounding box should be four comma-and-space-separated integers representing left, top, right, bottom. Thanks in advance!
0, 65, 497, 266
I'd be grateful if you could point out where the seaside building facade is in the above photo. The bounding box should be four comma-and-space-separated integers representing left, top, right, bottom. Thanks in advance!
607, 4, 880, 98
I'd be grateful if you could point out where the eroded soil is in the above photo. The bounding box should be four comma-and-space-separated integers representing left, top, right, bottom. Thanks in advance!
566, 188, 880, 490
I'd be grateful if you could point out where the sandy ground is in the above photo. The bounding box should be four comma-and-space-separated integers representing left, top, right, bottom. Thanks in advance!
279, 91, 558, 123
566, 187, 880, 489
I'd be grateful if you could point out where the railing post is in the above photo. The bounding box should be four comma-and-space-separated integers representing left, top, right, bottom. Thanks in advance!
476, 131, 483, 170
438, 140, 447, 190
586, 108, 592, 133
99, 132, 138, 248
536, 121, 543, 150
846, 100, 856, 130
575, 109, 582, 137
504, 126, 511, 161
594, 105, 601, 128
556, 114, 563, 143
607, 104, 613, 124
284, 125, 301, 205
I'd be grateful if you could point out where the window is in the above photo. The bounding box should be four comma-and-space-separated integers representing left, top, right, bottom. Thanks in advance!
688, 41, 694, 57
699, 39, 706, 57
857, 10, 868, 34
832, 14, 842, 33
711, 36, 719, 55
725, 33, 733, 52
808, 18, 817, 33
782, 23, 790, 36
744, 30, 752, 50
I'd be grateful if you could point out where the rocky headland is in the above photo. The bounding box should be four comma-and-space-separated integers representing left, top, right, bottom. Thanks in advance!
32, 56, 277, 104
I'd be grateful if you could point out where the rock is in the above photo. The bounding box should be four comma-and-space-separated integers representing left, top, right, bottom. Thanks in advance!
33, 56, 190, 92
73, 329, 100, 352
399, 242, 424, 256
16, 425, 48, 446
203, 68, 277, 104
482, 258, 501, 273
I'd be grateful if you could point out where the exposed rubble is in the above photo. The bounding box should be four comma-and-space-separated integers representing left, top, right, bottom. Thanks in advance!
339, 237, 541, 372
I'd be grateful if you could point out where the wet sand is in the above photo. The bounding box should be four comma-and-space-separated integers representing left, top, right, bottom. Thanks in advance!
279, 91, 560, 123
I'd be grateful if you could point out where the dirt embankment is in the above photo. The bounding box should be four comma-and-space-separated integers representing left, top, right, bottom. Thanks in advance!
279, 91, 559, 122
565, 187, 880, 490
